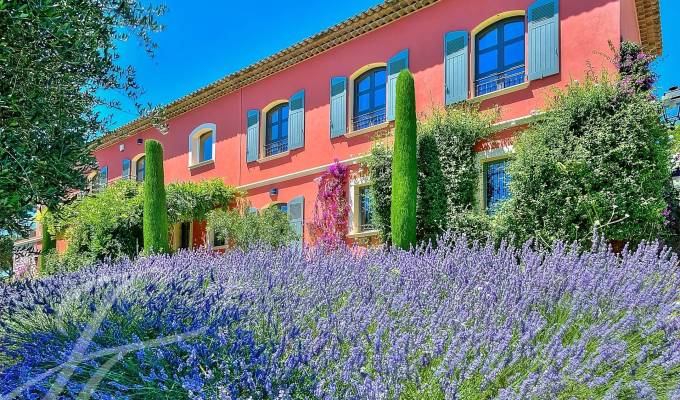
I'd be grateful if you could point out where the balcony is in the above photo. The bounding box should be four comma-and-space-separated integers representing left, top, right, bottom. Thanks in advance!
264, 138, 289, 158
475, 65, 526, 97
352, 107, 386, 132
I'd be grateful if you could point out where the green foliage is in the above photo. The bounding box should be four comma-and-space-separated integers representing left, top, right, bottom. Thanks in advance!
44, 179, 143, 272
364, 143, 392, 243
206, 206, 296, 250
0, 0, 164, 234
143, 140, 169, 254
416, 133, 447, 243
38, 210, 56, 275
0, 235, 12, 279
166, 179, 240, 224
497, 73, 670, 247
391, 70, 418, 250
366, 104, 496, 244
42, 178, 238, 274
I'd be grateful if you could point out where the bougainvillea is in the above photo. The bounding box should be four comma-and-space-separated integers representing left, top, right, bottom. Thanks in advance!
309, 160, 351, 248
2, 236, 680, 398
613, 41, 657, 95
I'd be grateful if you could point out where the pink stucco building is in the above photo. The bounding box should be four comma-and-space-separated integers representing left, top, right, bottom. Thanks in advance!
28, 0, 663, 253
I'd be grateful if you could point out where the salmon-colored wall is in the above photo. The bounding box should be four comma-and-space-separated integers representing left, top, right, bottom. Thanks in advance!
94, 0, 627, 243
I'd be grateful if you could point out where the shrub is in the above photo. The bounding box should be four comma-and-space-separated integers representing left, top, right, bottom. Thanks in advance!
42, 179, 239, 273
416, 132, 447, 243
366, 104, 496, 244
206, 205, 296, 250
44, 179, 144, 271
38, 209, 56, 275
364, 142, 392, 243
0, 236, 12, 279
143, 140, 169, 254
309, 160, 351, 248
391, 70, 418, 249
498, 73, 670, 247
2, 237, 680, 398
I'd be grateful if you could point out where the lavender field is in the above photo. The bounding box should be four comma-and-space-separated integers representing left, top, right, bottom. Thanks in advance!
2, 236, 680, 399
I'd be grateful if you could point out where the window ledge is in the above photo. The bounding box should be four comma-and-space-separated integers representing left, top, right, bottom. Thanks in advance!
471, 81, 530, 103
189, 159, 214, 170
347, 230, 380, 239
258, 151, 290, 163
346, 122, 391, 138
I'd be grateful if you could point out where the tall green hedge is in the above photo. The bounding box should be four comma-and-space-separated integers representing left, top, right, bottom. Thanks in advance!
143, 140, 170, 254
416, 133, 447, 243
391, 70, 418, 250
38, 209, 56, 275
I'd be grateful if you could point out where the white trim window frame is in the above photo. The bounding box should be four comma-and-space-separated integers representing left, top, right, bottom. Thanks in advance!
476, 145, 514, 212
188, 123, 217, 167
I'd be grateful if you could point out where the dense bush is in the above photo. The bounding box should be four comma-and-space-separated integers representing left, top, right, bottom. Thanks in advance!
364, 142, 392, 242
2, 237, 680, 398
42, 179, 239, 274
206, 205, 296, 250
366, 104, 496, 244
143, 140, 169, 254
498, 73, 670, 247
391, 70, 418, 249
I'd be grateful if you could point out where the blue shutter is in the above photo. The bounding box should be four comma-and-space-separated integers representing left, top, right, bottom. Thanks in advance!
287, 196, 304, 248
330, 77, 347, 137
444, 31, 469, 105
528, 0, 560, 80
288, 90, 305, 150
387, 49, 409, 121
246, 110, 259, 162
122, 159, 131, 180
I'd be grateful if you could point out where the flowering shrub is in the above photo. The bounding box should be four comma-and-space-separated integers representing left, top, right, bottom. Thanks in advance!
309, 160, 350, 248
614, 41, 657, 95
3, 236, 680, 398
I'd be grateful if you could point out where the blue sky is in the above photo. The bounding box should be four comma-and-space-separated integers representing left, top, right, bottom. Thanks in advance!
105, 0, 679, 130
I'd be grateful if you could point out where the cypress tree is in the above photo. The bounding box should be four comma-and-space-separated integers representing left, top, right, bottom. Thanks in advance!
143, 140, 170, 254
39, 209, 56, 275
391, 70, 417, 250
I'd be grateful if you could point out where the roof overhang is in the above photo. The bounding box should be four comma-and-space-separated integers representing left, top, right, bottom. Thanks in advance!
635, 0, 662, 56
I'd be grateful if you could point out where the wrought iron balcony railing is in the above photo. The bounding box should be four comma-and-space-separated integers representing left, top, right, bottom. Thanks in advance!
475, 65, 526, 97
352, 107, 386, 132
264, 139, 289, 157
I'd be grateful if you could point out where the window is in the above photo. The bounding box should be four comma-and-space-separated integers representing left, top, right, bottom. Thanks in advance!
475, 17, 526, 96
265, 104, 289, 157
199, 131, 213, 162
188, 123, 216, 167
353, 67, 387, 131
273, 203, 288, 214
358, 186, 374, 232
484, 159, 511, 212
135, 155, 145, 182
213, 231, 226, 247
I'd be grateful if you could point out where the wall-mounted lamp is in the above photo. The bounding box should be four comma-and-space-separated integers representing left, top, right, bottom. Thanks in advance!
137, 138, 143, 145
269, 188, 278, 197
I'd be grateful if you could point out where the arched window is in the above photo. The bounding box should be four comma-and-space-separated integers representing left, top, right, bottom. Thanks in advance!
198, 131, 213, 162
135, 155, 145, 182
353, 67, 386, 130
188, 123, 216, 167
265, 103, 289, 157
475, 17, 526, 96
